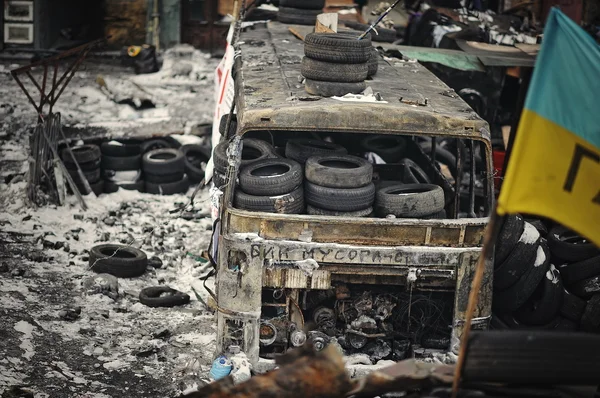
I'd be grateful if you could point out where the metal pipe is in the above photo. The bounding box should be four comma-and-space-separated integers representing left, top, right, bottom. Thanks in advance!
453, 140, 464, 218
468, 140, 476, 218
153, 0, 160, 50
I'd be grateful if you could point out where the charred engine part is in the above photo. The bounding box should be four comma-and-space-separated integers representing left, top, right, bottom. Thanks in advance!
374, 294, 397, 321
336, 300, 359, 323
335, 284, 351, 300
272, 289, 284, 300
308, 331, 330, 351
290, 330, 307, 347
365, 339, 392, 361
354, 291, 373, 314
313, 306, 336, 332
421, 335, 451, 350
259, 321, 277, 346
351, 315, 378, 332
347, 332, 368, 349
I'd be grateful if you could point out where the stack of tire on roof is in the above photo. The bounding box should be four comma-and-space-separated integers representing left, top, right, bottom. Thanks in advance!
302, 31, 373, 97
60, 144, 103, 196
277, 0, 324, 26
59, 137, 210, 196
492, 215, 600, 332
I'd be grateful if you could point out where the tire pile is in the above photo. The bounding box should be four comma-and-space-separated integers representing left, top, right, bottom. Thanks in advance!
492, 215, 600, 332
213, 138, 276, 189
59, 137, 210, 196
277, 0, 324, 26
302, 32, 372, 97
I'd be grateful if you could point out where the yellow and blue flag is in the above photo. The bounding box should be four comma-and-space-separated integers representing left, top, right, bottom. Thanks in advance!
497, 8, 600, 246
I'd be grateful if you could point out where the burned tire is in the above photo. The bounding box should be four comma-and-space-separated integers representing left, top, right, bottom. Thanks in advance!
361, 135, 406, 163
142, 148, 185, 176
89, 244, 147, 278
234, 186, 304, 214
278, 7, 321, 25
76, 179, 104, 196
419, 141, 457, 177
104, 180, 144, 193
219, 114, 237, 137
494, 223, 541, 290
181, 144, 211, 183
301, 57, 368, 83
140, 139, 171, 154
239, 158, 303, 196
514, 265, 563, 326
304, 33, 372, 64
375, 184, 444, 218
285, 139, 347, 164
462, 330, 600, 384
548, 226, 599, 262
307, 205, 372, 217
494, 214, 525, 266
61, 145, 101, 165
304, 79, 367, 97
65, 158, 101, 172
145, 175, 189, 195
101, 154, 142, 171
214, 139, 275, 173
100, 139, 142, 157
280, 0, 324, 9
560, 289, 587, 322
305, 155, 372, 188
305, 182, 375, 212
213, 171, 228, 189
580, 295, 600, 332
493, 241, 550, 313
368, 48, 379, 77
139, 286, 191, 308
399, 158, 431, 184
558, 254, 600, 285
145, 172, 184, 184
570, 275, 600, 299
69, 168, 101, 184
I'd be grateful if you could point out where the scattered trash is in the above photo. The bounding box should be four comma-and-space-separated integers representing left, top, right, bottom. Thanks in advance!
209, 356, 233, 380
82, 273, 119, 300
59, 306, 82, 321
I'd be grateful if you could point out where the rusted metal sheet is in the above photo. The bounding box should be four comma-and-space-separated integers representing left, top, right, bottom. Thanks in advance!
263, 268, 332, 289
228, 210, 488, 247
311, 270, 331, 289
235, 22, 491, 139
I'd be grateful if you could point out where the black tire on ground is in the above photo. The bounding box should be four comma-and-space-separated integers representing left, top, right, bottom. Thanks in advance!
285, 139, 347, 164
494, 223, 541, 290
547, 226, 600, 262
145, 175, 189, 195
213, 171, 228, 189
418, 141, 457, 177
234, 186, 304, 214
558, 254, 600, 285
570, 275, 600, 299
145, 172, 184, 184
304, 33, 372, 64
69, 168, 102, 184
239, 158, 303, 196
76, 179, 104, 196
514, 265, 564, 326
493, 240, 551, 313
214, 138, 275, 173
306, 205, 373, 217
301, 57, 368, 83
139, 286, 191, 308
181, 144, 211, 183
219, 114, 237, 137
399, 158, 431, 184
142, 148, 185, 176
580, 295, 600, 332
101, 154, 142, 171
65, 158, 101, 172
560, 289, 587, 322
494, 214, 525, 267
305, 181, 375, 212
104, 180, 145, 193
304, 79, 367, 97
305, 154, 372, 188
280, 0, 324, 9
278, 7, 321, 25
140, 139, 171, 154
61, 145, 101, 165
361, 135, 406, 163
368, 47, 379, 77
100, 139, 142, 157
89, 244, 147, 278
462, 330, 600, 384
375, 184, 444, 218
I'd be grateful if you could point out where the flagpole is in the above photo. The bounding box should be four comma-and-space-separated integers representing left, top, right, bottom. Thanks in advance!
451, 209, 505, 397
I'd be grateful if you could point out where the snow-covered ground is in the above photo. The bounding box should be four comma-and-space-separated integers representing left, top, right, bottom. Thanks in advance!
0, 46, 221, 397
